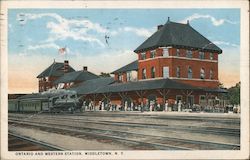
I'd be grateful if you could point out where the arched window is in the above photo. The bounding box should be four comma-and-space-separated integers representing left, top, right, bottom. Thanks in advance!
200, 68, 205, 79
188, 67, 192, 79
176, 66, 180, 78
151, 67, 155, 78
142, 68, 146, 79
210, 69, 213, 79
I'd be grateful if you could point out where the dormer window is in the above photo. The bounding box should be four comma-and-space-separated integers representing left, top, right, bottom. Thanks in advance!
141, 52, 146, 60
150, 50, 156, 58
186, 50, 192, 58
199, 52, 205, 59
163, 48, 169, 57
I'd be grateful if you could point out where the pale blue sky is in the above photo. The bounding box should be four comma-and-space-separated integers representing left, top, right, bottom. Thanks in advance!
8, 9, 240, 93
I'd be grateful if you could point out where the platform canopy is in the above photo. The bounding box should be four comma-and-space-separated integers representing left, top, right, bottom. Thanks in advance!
53, 70, 99, 84
111, 60, 138, 74
69, 77, 115, 95
88, 78, 200, 94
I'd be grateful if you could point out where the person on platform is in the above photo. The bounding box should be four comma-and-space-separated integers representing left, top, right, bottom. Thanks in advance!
131, 102, 134, 111
165, 100, 168, 112
178, 100, 182, 112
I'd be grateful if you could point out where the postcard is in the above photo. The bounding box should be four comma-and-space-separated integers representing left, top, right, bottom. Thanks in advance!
1, 0, 249, 159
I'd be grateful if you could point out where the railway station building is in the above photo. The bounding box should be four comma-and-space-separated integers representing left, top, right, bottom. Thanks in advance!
77, 19, 227, 111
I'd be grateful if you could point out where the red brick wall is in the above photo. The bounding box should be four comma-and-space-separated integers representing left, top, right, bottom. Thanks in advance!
114, 74, 118, 81
122, 72, 127, 82
174, 79, 219, 88
137, 47, 219, 88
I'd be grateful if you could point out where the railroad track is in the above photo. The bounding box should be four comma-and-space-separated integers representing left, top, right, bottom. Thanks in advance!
9, 119, 240, 150
9, 115, 240, 137
8, 132, 65, 151
9, 112, 240, 125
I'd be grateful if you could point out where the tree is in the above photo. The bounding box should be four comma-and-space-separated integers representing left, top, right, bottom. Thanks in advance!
227, 82, 240, 105
99, 72, 111, 77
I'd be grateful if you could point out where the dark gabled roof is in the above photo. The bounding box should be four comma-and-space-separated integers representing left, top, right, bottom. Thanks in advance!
18, 93, 49, 100
134, 21, 222, 53
69, 77, 115, 95
203, 88, 228, 93
53, 70, 99, 84
111, 60, 138, 74
37, 62, 75, 78
89, 78, 200, 94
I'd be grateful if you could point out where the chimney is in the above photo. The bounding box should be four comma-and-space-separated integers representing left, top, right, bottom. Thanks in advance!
64, 60, 69, 73
157, 24, 163, 31
83, 66, 88, 71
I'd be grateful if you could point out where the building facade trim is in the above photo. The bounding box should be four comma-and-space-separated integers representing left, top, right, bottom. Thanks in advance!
138, 56, 218, 63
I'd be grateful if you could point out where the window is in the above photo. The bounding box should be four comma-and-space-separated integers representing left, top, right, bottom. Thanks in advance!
118, 73, 122, 81
188, 66, 192, 79
141, 52, 146, 60
209, 69, 213, 79
163, 48, 169, 57
142, 68, 146, 79
199, 52, 205, 59
176, 49, 180, 57
150, 50, 156, 58
187, 96, 194, 106
127, 71, 132, 81
151, 67, 155, 78
210, 53, 214, 60
176, 66, 180, 78
199, 95, 206, 104
163, 66, 169, 78
186, 50, 192, 58
200, 68, 205, 79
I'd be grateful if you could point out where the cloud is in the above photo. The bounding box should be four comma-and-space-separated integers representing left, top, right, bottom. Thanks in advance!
180, 13, 238, 26
27, 43, 60, 50
122, 27, 153, 37
17, 13, 108, 47
213, 41, 239, 48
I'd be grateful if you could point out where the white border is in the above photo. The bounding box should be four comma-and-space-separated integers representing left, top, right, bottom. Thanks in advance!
0, 1, 249, 160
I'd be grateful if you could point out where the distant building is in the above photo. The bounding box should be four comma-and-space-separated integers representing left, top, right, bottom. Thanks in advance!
37, 60, 75, 92
37, 60, 99, 92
